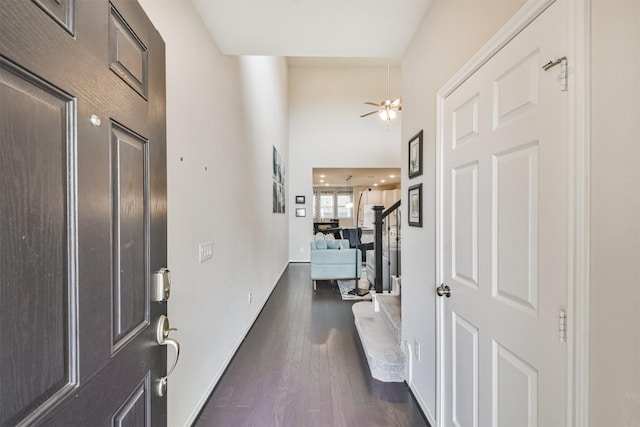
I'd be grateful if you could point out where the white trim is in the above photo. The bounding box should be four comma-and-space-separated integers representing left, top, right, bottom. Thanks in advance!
403, 340, 438, 426
567, 0, 591, 425
435, 79, 445, 427
435, 0, 590, 426
408, 380, 437, 427
439, 0, 555, 99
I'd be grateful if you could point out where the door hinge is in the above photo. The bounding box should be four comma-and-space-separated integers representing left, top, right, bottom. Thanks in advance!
542, 56, 568, 91
559, 309, 567, 343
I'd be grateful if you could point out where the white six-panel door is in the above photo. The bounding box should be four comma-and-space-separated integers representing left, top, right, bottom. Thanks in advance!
438, 1, 568, 426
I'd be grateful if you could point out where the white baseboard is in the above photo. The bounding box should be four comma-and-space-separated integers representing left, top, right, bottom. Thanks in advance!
183, 262, 288, 426
408, 382, 436, 427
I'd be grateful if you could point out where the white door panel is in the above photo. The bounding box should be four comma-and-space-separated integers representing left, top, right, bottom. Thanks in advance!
452, 312, 479, 427
439, 1, 568, 426
492, 142, 539, 315
492, 50, 540, 130
492, 341, 539, 427
452, 162, 479, 289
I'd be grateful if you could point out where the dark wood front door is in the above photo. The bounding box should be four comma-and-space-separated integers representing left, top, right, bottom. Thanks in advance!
1, 1, 167, 425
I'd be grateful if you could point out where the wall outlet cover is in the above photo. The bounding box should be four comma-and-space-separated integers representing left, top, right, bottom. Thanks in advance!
199, 241, 213, 263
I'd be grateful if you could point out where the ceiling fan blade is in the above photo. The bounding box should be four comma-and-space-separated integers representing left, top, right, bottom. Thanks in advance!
391, 98, 402, 107
364, 101, 381, 107
360, 110, 381, 118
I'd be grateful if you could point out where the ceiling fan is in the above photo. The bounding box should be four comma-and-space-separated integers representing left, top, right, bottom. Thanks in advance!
360, 58, 402, 122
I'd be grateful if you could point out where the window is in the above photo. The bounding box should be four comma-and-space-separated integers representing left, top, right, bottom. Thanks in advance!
337, 192, 353, 218
319, 193, 334, 219
314, 190, 353, 219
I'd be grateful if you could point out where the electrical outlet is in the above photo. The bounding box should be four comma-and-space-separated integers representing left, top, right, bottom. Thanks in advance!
248, 292, 252, 304
199, 241, 213, 263
300, 246, 304, 253
414, 339, 421, 361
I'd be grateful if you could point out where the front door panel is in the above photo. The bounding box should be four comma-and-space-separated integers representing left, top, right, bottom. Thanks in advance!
0, 1, 167, 425
0, 56, 78, 427
111, 121, 149, 351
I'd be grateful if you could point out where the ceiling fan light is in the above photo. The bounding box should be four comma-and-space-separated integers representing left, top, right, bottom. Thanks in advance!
361, 58, 402, 121
379, 109, 397, 121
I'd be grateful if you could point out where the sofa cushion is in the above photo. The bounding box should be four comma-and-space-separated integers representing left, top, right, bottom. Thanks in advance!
315, 239, 327, 249
327, 240, 341, 249
311, 249, 362, 279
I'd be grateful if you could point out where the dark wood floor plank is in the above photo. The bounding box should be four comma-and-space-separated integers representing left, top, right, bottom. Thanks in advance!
194, 264, 430, 427
196, 406, 251, 427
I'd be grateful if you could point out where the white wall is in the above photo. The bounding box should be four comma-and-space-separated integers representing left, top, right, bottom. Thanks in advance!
122, 1, 640, 425
590, 0, 640, 424
400, 0, 524, 421
288, 66, 402, 261
138, 2, 289, 426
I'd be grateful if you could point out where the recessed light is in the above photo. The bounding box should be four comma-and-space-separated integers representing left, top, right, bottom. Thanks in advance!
380, 179, 386, 183
325, 183, 329, 186
320, 175, 325, 178
373, 183, 378, 187
319, 180, 324, 183
389, 175, 396, 178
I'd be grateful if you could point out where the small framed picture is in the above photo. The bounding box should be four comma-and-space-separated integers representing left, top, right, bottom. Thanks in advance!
408, 183, 422, 227
295, 195, 305, 204
295, 208, 306, 217
408, 130, 423, 179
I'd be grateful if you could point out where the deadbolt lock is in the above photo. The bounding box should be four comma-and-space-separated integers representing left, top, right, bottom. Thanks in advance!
152, 268, 171, 302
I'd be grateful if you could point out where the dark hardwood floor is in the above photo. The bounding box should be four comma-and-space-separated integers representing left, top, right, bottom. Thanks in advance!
194, 263, 430, 427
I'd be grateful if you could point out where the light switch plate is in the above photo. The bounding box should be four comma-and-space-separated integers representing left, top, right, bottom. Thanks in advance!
199, 241, 213, 263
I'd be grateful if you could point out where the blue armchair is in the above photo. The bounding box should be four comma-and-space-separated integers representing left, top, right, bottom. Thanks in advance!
310, 237, 361, 290
341, 228, 374, 262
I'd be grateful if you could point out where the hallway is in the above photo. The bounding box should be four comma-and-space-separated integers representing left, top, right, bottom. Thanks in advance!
194, 264, 429, 427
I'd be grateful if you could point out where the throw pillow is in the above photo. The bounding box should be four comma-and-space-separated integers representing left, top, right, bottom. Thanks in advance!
316, 239, 327, 250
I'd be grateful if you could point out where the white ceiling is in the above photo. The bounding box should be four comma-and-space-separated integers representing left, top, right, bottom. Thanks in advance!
287, 57, 402, 68
313, 167, 401, 189
188, 2, 415, 187
191, 0, 432, 58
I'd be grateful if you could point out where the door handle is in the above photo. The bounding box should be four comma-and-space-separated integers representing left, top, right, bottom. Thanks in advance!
156, 315, 180, 397
436, 284, 451, 298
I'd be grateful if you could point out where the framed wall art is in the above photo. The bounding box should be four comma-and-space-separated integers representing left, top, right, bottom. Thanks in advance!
272, 145, 285, 213
408, 183, 422, 227
408, 130, 423, 179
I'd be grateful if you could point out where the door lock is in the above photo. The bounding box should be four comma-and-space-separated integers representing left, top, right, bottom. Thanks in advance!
156, 315, 180, 397
436, 284, 451, 298
152, 268, 171, 302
